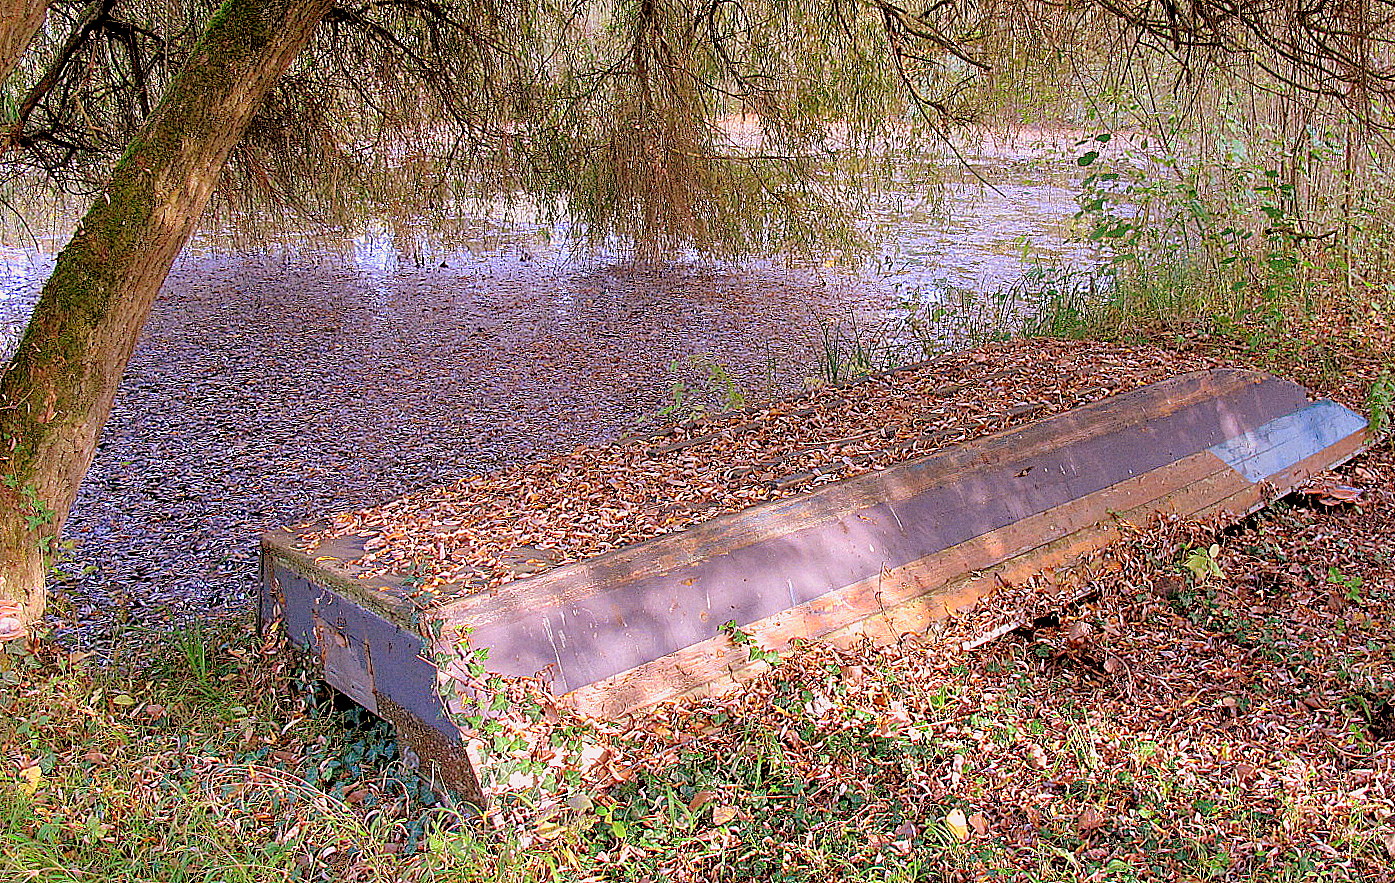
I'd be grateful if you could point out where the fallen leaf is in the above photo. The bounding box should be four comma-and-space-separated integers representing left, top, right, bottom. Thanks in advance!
17, 763, 41, 796
944, 808, 970, 841
1153, 574, 1185, 599
1027, 744, 1049, 769
711, 805, 738, 826
892, 820, 917, 854
968, 812, 990, 835
803, 692, 836, 718
534, 821, 567, 840
1067, 621, 1094, 646
565, 793, 594, 813
687, 789, 716, 812
1077, 806, 1105, 834
1302, 477, 1363, 506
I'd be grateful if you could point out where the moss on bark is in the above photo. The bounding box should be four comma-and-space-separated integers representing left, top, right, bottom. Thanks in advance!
0, 0, 335, 630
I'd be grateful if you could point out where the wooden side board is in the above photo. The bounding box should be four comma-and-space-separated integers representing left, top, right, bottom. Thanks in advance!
258, 367, 1369, 801
257, 555, 485, 802
424, 370, 1360, 698
565, 421, 1370, 717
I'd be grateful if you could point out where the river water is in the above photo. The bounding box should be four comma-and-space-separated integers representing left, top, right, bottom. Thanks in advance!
0, 144, 1097, 645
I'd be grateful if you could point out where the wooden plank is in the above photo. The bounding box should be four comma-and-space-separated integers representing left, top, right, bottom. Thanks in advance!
564, 420, 1370, 717
1210, 400, 1369, 482
432, 369, 1276, 631
749, 454, 1237, 643
826, 422, 1370, 648
1249, 422, 1370, 500
428, 371, 1302, 693
819, 463, 1257, 647
558, 451, 1242, 716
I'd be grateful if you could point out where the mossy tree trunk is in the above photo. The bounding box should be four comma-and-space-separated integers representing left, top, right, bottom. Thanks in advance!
0, 0, 54, 84
0, 0, 333, 635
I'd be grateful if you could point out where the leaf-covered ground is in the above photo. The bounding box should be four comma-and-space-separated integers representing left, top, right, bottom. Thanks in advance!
6, 355, 1393, 881
558, 463, 1395, 881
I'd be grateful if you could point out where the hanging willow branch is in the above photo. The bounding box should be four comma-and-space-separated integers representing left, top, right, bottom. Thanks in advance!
1, 0, 1393, 256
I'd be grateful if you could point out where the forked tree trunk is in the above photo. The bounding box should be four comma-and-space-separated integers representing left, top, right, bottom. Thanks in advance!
0, 0, 333, 635
0, 0, 54, 85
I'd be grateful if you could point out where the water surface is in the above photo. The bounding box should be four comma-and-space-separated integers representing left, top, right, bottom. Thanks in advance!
0, 142, 1098, 643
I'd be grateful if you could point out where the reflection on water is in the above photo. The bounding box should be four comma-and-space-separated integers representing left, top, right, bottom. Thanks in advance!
0, 247, 53, 356
876, 179, 1085, 293
1, 144, 1094, 361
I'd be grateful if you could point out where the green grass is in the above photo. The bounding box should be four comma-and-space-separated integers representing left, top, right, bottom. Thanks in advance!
8, 291, 1395, 882
0, 626, 445, 882
6, 501, 1394, 882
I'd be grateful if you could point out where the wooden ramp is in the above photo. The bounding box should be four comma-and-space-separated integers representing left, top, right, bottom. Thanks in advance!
260, 368, 1368, 801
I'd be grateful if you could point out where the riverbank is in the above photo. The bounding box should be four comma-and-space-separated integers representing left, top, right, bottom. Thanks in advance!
5, 310, 1393, 880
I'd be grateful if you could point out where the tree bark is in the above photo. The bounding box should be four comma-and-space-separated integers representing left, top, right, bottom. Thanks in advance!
0, 0, 54, 85
0, 0, 334, 634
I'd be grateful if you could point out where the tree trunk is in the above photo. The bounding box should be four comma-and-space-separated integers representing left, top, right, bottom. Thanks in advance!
0, 0, 54, 85
0, 0, 334, 636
